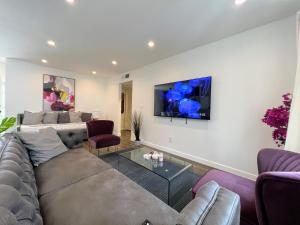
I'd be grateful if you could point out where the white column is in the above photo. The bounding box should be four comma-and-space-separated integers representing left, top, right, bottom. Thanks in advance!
285, 13, 300, 152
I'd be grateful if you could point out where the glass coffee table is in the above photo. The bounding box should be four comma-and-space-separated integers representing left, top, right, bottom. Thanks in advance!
119, 147, 192, 205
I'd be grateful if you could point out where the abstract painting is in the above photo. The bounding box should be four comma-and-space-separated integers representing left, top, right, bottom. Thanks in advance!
43, 74, 75, 111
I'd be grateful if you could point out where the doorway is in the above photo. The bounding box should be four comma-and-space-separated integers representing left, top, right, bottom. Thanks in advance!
120, 81, 132, 144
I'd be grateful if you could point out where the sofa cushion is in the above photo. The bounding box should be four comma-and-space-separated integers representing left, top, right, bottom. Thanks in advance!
0, 185, 43, 225
17, 127, 68, 166
0, 170, 40, 210
0, 207, 18, 225
69, 112, 82, 123
0, 137, 38, 195
57, 129, 87, 149
43, 112, 58, 124
23, 111, 44, 125
81, 112, 92, 122
58, 112, 70, 123
35, 148, 111, 196
0, 135, 43, 225
178, 181, 240, 225
39, 169, 178, 225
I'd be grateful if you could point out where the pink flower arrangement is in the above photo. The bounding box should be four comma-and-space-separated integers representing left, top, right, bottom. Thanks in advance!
262, 93, 292, 147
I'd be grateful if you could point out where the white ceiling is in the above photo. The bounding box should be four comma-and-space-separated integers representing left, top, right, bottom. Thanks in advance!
0, 0, 300, 76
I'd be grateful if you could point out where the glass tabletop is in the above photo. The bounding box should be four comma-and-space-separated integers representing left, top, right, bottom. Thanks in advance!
119, 147, 192, 181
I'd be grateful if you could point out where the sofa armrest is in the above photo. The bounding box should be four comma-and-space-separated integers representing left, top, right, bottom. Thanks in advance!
255, 172, 300, 225
257, 148, 300, 173
177, 181, 240, 225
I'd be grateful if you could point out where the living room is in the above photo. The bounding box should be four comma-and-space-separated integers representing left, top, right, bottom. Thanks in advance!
1, 1, 300, 225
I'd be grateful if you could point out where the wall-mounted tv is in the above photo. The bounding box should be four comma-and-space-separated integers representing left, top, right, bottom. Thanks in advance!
154, 76, 212, 120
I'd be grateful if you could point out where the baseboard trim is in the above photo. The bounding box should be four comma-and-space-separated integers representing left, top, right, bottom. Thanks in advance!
141, 141, 257, 180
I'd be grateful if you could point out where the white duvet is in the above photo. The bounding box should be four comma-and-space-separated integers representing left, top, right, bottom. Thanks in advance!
20, 122, 87, 132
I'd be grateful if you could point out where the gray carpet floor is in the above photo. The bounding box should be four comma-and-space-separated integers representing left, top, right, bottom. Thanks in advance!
100, 152, 200, 212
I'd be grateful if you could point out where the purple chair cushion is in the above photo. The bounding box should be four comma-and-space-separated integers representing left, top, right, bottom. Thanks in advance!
89, 134, 120, 149
192, 169, 257, 225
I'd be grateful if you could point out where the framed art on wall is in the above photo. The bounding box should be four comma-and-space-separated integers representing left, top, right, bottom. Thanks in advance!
43, 74, 75, 111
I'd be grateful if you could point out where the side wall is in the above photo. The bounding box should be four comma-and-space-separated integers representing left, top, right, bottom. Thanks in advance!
106, 16, 297, 179
5, 59, 107, 117
0, 62, 5, 120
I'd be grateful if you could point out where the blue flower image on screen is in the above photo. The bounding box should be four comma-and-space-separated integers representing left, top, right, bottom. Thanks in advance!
166, 90, 183, 102
154, 76, 212, 120
174, 82, 193, 95
178, 98, 201, 118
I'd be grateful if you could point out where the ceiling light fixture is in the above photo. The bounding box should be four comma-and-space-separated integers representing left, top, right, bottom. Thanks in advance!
92, 71, 97, 75
235, 0, 247, 5
47, 40, 56, 47
112, 60, 117, 65
66, 0, 75, 4
41, 59, 48, 63
148, 41, 155, 48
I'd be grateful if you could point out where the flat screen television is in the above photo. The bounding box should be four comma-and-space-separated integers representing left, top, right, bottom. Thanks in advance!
154, 76, 212, 120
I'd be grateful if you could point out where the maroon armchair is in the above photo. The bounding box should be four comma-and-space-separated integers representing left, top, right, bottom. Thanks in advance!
192, 148, 300, 225
86, 120, 120, 154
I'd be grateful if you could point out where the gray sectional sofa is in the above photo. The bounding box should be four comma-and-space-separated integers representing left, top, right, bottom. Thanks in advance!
0, 134, 241, 225
17, 112, 89, 149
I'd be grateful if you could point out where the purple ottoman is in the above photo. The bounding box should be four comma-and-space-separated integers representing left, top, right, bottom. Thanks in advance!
192, 169, 258, 225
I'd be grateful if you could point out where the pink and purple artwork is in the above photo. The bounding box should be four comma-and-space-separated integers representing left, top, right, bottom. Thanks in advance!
43, 74, 75, 111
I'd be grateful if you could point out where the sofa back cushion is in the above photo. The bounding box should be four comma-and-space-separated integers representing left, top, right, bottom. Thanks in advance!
43, 112, 58, 124
58, 112, 70, 124
81, 113, 92, 122
69, 112, 82, 123
0, 134, 43, 225
23, 111, 44, 125
17, 128, 68, 166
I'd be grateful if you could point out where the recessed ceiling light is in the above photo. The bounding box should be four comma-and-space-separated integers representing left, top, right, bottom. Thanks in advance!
92, 71, 97, 75
112, 60, 117, 65
47, 40, 56, 47
235, 0, 247, 5
66, 0, 75, 4
148, 41, 155, 48
41, 59, 48, 63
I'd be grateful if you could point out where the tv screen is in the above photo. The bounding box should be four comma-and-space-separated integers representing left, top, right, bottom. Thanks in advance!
154, 76, 212, 120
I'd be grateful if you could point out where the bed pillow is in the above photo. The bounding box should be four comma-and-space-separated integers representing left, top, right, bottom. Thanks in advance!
17, 127, 68, 166
58, 112, 70, 123
22, 111, 44, 125
43, 112, 58, 124
69, 112, 82, 123
81, 113, 92, 122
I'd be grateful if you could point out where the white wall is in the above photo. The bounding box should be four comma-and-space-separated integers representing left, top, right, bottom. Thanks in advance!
5, 59, 107, 117
106, 16, 297, 179
0, 62, 5, 120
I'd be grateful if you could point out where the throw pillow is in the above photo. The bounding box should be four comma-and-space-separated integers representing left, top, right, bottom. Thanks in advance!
58, 112, 70, 123
17, 127, 68, 166
81, 112, 92, 122
43, 112, 58, 124
22, 111, 44, 125
69, 112, 82, 123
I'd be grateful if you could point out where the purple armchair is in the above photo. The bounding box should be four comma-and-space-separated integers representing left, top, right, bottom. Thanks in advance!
255, 149, 300, 225
86, 120, 120, 154
192, 148, 300, 225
